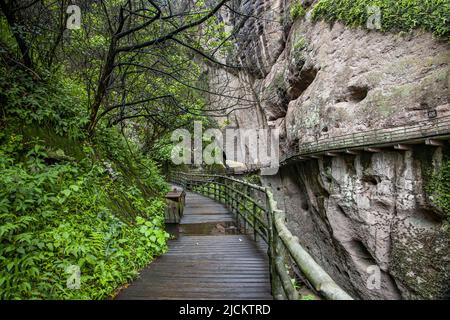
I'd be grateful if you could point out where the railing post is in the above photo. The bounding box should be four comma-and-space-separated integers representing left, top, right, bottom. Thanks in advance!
224, 178, 229, 208
243, 202, 247, 235
231, 182, 235, 216
221, 178, 225, 204
236, 192, 241, 231
252, 202, 257, 242
217, 177, 221, 203
216, 177, 219, 202
243, 185, 249, 235
265, 191, 284, 299
233, 185, 237, 218
215, 178, 219, 201
216, 178, 219, 202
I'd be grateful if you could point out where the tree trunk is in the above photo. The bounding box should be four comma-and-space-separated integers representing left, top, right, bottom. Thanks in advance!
86, 6, 126, 136
0, 0, 33, 68
87, 39, 117, 136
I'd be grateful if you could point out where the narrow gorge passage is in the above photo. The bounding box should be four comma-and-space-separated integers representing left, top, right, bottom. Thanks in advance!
116, 189, 272, 300
1, 0, 449, 304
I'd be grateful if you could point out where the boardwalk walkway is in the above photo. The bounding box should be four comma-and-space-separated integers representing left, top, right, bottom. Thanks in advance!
116, 190, 272, 300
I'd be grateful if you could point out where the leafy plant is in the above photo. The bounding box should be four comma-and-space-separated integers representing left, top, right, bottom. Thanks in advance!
291, 1, 307, 20
244, 175, 261, 186
0, 136, 170, 299
291, 277, 300, 290
0, 69, 170, 299
311, 0, 450, 42
0, 67, 89, 140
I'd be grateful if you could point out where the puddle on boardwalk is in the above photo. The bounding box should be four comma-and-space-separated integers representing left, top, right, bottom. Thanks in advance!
166, 221, 239, 238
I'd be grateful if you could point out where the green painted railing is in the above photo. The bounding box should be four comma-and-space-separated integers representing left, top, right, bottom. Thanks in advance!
169, 172, 353, 300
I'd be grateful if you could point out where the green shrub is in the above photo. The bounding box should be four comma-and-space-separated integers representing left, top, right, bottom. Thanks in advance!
311, 0, 450, 42
0, 67, 170, 299
0, 136, 169, 299
0, 67, 89, 140
290, 1, 307, 20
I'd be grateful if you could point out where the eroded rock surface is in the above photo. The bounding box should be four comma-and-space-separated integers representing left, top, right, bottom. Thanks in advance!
263, 147, 449, 299
207, 0, 450, 299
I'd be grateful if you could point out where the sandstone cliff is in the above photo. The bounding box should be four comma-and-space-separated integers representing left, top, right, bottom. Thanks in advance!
207, 0, 450, 299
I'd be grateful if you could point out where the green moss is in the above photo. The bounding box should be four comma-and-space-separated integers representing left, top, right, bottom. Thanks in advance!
273, 71, 286, 89
426, 159, 450, 224
244, 174, 262, 185
311, 0, 450, 42
361, 91, 394, 118
416, 146, 449, 235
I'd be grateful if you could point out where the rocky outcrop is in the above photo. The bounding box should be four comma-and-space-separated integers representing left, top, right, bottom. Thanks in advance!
262, 146, 449, 299
207, 0, 450, 299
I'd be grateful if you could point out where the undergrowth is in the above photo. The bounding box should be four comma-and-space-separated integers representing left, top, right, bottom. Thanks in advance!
0, 66, 169, 299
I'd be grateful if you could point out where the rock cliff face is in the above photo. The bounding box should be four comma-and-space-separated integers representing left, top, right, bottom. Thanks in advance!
208, 0, 450, 299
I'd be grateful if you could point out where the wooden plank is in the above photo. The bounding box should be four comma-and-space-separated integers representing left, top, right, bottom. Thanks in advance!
116, 190, 272, 300
278, 116, 450, 165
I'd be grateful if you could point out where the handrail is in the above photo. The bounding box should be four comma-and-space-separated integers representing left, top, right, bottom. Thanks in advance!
266, 190, 352, 300
282, 115, 450, 163
168, 171, 353, 300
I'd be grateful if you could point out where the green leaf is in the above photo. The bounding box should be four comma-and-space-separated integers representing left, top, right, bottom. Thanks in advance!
6, 262, 14, 271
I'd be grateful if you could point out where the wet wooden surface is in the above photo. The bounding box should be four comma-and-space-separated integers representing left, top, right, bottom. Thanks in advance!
116, 191, 272, 300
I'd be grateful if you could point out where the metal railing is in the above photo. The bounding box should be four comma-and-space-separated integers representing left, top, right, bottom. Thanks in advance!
282, 115, 450, 163
169, 171, 353, 300
170, 172, 269, 242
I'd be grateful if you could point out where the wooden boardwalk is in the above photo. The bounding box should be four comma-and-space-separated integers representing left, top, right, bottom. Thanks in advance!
116, 191, 272, 300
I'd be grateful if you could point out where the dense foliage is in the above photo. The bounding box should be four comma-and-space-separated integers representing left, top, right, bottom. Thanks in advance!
0, 0, 237, 299
312, 0, 450, 42
0, 67, 169, 299
0, 148, 168, 299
